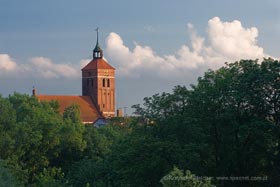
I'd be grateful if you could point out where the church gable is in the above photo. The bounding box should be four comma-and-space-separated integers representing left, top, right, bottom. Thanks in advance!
82, 58, 115, 71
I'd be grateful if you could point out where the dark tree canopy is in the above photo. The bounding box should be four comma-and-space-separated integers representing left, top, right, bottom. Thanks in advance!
0, 59, 279, 187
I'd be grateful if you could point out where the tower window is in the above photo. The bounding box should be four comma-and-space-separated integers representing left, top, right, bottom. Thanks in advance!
95, 52, 101, 58
107, 79, 110, 87
103, 79, 106, 87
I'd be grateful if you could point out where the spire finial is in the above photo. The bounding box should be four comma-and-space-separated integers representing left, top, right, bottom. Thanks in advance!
95, 27, 99, 44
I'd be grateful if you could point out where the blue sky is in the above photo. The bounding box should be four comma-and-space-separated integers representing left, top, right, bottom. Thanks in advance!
0, 0, 279, 114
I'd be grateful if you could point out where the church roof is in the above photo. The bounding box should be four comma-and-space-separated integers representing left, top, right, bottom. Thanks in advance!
37, 95, 101, 123
82, 58, 115, 71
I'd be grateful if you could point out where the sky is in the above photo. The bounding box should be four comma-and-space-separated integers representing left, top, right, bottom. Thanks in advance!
0, 0, 280, 114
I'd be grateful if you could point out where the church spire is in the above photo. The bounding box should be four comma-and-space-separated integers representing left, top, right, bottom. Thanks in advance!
93, 28, 103, 59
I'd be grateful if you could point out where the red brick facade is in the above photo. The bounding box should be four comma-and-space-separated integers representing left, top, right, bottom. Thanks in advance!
81, 32, 116, 118
37, 31, 116, 123
82, 60, 115, 118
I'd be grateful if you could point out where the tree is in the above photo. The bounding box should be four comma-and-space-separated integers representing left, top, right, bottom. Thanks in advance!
63, 104, 82, 124
131, 59, 280, 186
66, 124, 129, 187
82, 124, 127, 160
0, 160, 23, 187
185, 59, 279, 186
66, 159, 111, 187
31, 167, 69, 187
54, 104, 86, 169
160, 167, 215, 187
0, 96, 16, 160
4, 94, 64, 184
1, 58, 279, 186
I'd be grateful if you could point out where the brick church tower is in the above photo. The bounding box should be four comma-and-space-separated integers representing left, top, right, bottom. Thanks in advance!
82, 30, 115, 118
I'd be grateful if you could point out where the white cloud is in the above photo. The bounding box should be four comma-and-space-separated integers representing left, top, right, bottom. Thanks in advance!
0, 54, 17, 72
0, 55, 80, 79
207, 17, 264, 61
80, 59, 91, 69
30, 57, 79, 79
0, 17, 273, 81
105, 17, 270, 79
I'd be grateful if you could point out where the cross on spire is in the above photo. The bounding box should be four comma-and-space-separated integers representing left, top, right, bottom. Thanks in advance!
95, 27, 99, 44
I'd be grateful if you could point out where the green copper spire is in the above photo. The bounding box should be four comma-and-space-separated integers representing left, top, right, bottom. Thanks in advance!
93, 27, 103, 59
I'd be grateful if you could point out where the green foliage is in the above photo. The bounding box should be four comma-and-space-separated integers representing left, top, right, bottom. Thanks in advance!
53, 104, 86, 169
63, 104, 82, 124
0, 96, 16, 160
31, 167, 69, 187
0, 58, 279, 187
67, 159, 112, 187
0, 160, 23, 187
66, 124, 129, 187
0, 94, 88, 186
109, 130, 181, 187
130, 59, 280, 186
160, 167, 215, 187
82, 124, 127, 160
187, 59, 279, 183
132, 85, 190, 121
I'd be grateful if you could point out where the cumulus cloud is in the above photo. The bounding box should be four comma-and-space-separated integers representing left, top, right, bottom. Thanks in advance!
0, 17, 272, 81
79, 59, 91, 69
207, 17, 264, 61
0, 54, 17, 72
106, 32, 174, 77
0, 55, 80, 79
30, 57, 79, 79
105, 17, 270, 78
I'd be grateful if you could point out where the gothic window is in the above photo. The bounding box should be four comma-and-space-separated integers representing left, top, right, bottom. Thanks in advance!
103, 79, 106, 87
107, 79, 110, 87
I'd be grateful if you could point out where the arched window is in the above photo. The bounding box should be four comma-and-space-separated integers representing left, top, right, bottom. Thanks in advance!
103, 79, 106, 87
107, 79, 110, 87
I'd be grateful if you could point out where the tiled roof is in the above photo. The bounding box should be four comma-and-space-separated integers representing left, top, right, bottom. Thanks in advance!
37, 95, 101, 123
82, 58, 115, 70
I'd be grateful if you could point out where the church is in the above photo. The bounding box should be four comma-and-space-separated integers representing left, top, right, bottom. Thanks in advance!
35, 31, 116, 126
